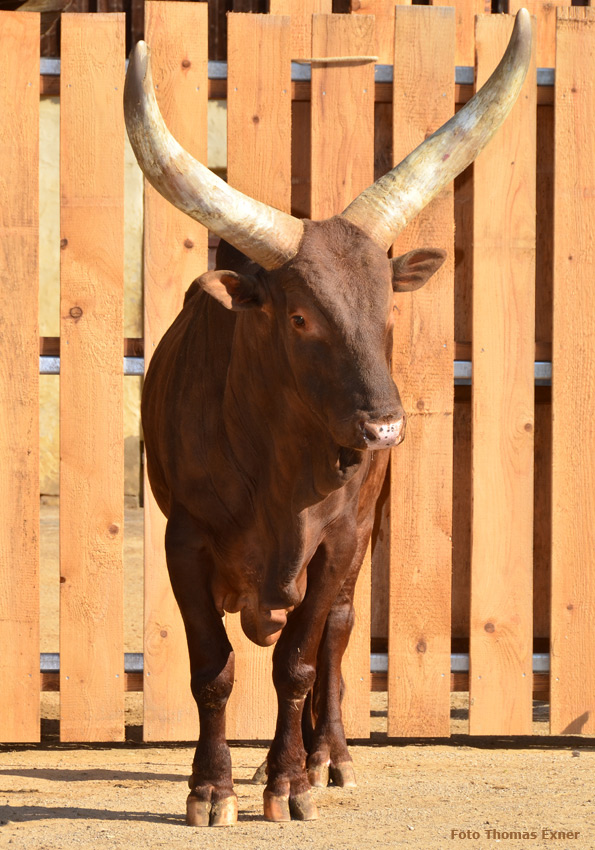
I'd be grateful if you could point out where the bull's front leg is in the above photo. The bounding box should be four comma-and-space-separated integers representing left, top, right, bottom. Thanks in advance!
185, 650, 236, 827
265, 625, 319, 822
305, 472, 384, 789
165, 508, 237, 827
264, 538, 358, 822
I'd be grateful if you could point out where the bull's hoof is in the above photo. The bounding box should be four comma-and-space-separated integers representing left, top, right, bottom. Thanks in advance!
307, 760, 330, 788
263, 790, 291, 822
251, 759, 268, 784
186, 797, 210, 827
210, 795, 239, 827
263, 788, 318, 822
186, 794, 238, 827
329, 761, 357, 788
289, 790, 319, 820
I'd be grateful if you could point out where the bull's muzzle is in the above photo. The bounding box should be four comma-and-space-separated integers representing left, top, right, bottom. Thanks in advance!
361, 416, 406, 448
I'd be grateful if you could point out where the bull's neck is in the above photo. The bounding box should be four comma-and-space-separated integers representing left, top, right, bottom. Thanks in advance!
222, 311, 351, 509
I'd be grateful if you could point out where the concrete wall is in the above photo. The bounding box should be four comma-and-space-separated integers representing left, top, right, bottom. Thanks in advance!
39, 96, 227, 501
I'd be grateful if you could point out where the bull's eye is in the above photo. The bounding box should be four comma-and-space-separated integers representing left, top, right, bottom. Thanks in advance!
291, 315, 306, 328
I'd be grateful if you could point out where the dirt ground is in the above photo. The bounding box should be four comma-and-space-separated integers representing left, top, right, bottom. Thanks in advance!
1, 505, 593, 849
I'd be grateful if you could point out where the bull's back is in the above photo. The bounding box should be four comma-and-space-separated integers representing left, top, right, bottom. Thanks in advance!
141, 284, 236, 517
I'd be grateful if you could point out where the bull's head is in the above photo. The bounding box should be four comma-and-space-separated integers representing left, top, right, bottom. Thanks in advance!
124, 10, 531, 457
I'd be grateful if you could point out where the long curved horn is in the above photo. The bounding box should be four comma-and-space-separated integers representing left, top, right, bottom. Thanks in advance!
341, 8, 533, 250
124, 42, 304, 271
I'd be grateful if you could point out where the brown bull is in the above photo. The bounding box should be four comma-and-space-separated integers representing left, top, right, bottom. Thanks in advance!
124, 10, 531, 827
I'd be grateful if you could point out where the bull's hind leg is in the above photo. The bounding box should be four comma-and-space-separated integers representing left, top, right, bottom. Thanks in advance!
165, 508, 237, 827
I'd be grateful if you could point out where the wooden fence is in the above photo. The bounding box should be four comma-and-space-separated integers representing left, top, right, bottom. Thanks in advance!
1, 0, 595, 743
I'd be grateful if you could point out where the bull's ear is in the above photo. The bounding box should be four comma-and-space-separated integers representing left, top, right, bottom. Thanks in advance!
197, 269, 265, 311
391, 248, 447, 293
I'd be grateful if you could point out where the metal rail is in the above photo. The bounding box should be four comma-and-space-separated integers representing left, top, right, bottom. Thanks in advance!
39, 58, 555, 87
40, 651, 551, 674
40, 357, 553, 384
40, 357, 144, 376
371, 652, 550, 674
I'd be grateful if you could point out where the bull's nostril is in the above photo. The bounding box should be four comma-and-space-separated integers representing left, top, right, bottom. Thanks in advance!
362, 422, 379, 441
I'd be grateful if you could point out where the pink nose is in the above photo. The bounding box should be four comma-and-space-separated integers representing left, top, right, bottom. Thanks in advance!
362, 416, 406, 448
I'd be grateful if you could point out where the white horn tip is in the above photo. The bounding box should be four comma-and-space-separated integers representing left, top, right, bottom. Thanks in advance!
129, 40, 149, 84
132, 39, 148, 60
513, 8, 532, 41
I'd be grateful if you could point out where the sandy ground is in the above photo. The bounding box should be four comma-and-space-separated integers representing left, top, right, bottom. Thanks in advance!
1, 505, 592, 849
1, 717, 593, 850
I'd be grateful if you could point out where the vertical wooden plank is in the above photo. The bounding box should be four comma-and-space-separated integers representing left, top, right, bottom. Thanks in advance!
270, 0, 331, 60
60, 13, 125, 741
271, 0, 329, 219
350, 0, 411, 65
469, 14, 536, 736
311, 13, 375, 738
370, 468, 390, 642
143, 0, 208, 742
342, 545, 372, 733
429, 0, 490, 66
311, 14, 375, 215
227, 13, 291, 208
551, 7, 595, 736
0, 10, 40, 743
509, 0, 566, 67
388, 5, 455, 738
526, 10, 557, 656
369, 95, 393, 645
225, 12, 291, 740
